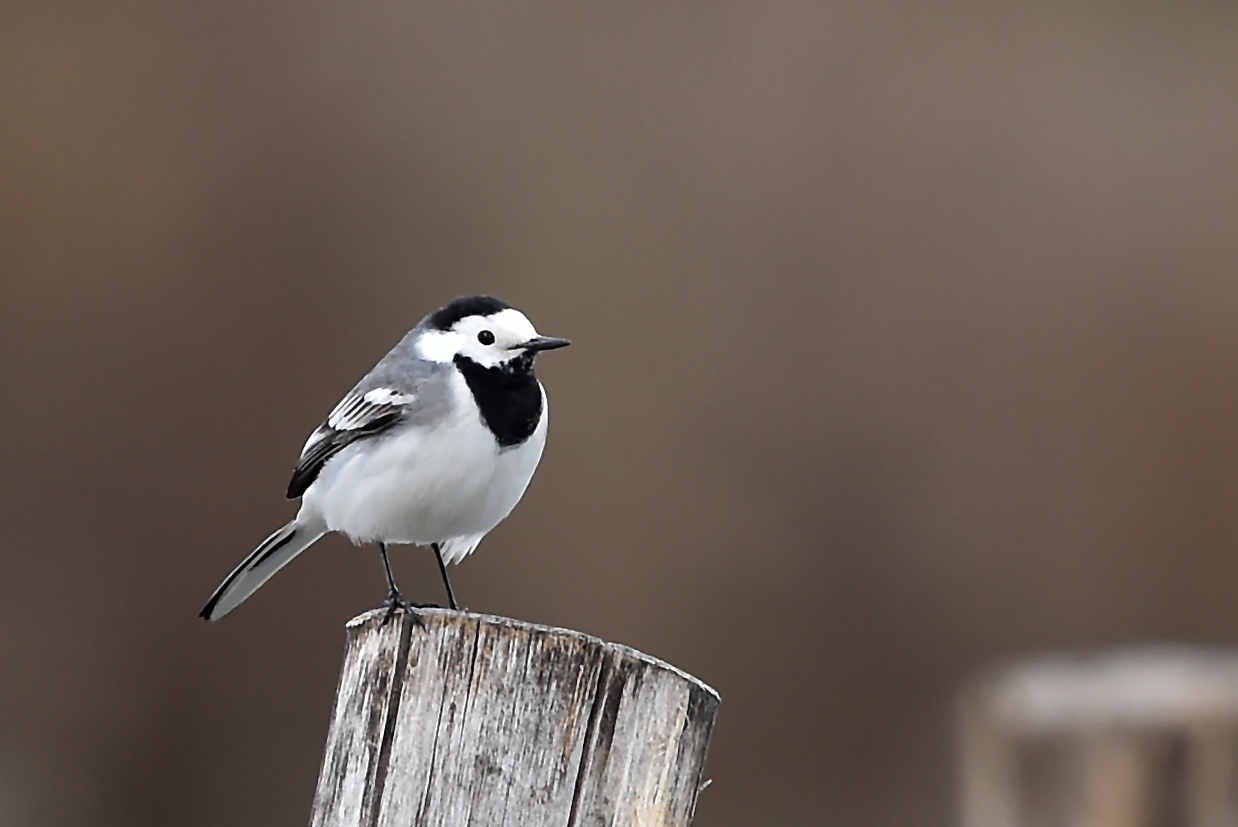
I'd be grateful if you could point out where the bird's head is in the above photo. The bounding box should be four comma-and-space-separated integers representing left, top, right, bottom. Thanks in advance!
416, 295, 570, 368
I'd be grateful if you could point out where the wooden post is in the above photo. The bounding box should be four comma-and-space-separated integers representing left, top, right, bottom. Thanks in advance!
309, 609, 720, 827
958, 648, 1238, 827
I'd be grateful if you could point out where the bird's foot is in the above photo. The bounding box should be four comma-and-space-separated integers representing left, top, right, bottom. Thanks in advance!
380, 590, 426, 627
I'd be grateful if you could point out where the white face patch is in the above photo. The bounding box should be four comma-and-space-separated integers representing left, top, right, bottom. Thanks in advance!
415, 329, 458, 364
416, 308, 541, 367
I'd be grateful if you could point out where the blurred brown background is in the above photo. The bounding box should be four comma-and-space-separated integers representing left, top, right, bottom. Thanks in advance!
4, 2, 1238, 825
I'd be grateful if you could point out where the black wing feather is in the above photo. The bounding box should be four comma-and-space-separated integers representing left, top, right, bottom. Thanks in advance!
286, 394, 405, 499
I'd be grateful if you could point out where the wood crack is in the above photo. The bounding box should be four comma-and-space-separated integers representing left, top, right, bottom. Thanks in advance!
367, 614, 414, 827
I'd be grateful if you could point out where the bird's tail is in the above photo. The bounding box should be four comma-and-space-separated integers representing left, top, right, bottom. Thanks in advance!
200, 520, 326, 621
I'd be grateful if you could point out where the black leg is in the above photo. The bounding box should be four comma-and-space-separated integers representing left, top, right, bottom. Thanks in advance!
377, 542, 423, 626
432, 542, 460, 611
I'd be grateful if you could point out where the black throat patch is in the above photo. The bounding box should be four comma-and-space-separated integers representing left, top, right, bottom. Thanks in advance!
454, 352, 543, 447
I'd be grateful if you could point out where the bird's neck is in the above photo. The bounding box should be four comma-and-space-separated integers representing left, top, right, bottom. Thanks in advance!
453, 354, 543, 447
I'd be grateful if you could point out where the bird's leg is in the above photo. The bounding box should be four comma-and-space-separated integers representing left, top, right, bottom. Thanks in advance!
432, 542, 460, 611
377, 542, 424, 626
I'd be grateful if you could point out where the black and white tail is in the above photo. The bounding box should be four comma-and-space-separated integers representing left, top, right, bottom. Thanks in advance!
200, 521, 326, 621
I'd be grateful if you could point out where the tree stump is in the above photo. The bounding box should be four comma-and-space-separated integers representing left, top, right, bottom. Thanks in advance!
309, 609, 720, 827
959, 647, 1238, 827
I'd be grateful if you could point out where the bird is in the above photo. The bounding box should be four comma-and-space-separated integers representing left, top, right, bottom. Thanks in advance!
200, 295, 570, 623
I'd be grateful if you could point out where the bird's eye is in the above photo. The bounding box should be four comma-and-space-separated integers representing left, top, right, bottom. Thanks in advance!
477, 330, 495, 345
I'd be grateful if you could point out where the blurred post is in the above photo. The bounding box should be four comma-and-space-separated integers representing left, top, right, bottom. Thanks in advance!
309, 609, 720, 827
959, 648, 1238, 827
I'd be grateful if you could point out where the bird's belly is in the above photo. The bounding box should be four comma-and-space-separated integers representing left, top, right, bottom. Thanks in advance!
302, 408, 547, 546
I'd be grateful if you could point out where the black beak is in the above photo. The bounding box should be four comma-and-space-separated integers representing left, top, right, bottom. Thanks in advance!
518, 336, 571, 352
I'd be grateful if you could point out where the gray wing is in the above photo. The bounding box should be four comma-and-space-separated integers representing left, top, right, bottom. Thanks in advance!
286, 346, 450, 499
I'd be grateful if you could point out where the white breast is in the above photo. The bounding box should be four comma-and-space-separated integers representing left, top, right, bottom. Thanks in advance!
297, 371, 548, 551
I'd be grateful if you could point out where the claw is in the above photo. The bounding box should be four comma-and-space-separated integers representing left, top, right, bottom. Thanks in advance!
380, 590, 424, 627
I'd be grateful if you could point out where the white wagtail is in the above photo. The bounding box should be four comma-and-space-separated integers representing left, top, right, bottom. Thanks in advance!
200, 295, 569, 622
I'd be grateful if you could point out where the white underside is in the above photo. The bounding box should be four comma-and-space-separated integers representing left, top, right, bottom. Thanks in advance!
297, 372, 547, 565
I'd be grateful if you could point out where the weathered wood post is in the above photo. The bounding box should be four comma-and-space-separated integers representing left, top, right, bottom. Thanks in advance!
959, 648, 1238, 827
309, 609, 720, 827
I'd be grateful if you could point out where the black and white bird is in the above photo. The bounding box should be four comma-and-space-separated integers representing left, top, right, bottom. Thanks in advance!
200, 295, 569, 622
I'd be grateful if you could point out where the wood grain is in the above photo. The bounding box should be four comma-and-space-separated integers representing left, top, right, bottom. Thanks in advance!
310, 610, 719, 827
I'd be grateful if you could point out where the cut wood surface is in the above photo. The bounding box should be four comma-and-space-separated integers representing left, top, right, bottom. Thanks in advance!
309, 609, 720, 827
959, 647, 1238, 827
